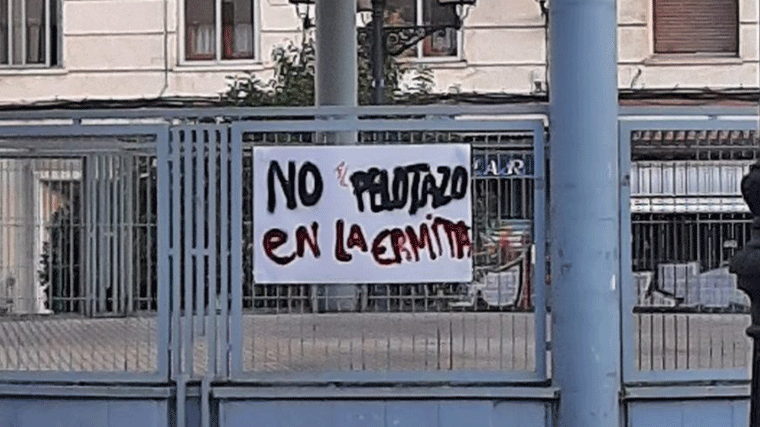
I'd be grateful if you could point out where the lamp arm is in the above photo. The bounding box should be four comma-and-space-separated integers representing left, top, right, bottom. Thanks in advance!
357, 24, 456, 57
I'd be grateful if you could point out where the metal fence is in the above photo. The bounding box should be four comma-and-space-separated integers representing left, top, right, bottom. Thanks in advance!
1, 109, 757, 387
227, 118, 547, 381
0, 114, 548, 383
621, 121, 757, 382
0, 127, 166, 379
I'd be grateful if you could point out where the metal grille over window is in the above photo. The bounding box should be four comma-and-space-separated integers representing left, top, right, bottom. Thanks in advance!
0, 0, 58, 66
0, 134, 162, 375
653, 0, 738, 54
622, 125, 757, 381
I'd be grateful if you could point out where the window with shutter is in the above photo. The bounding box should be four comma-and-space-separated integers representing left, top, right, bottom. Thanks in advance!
653, 0, 738, 54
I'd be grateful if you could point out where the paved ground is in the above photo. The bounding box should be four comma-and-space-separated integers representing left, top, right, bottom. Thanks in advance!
0, 312, 751, 376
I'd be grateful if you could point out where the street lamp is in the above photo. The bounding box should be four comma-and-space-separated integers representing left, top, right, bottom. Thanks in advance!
729, 162, 760, 427
288, 0, 476, 104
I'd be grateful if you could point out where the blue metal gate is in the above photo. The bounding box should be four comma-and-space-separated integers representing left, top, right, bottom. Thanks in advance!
619, 116, 755, 427
0, 106, 756, 427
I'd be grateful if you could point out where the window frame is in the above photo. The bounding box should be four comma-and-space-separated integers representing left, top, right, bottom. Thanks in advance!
0, 0, 61, 69
416, 0, 461, 60
179, 0, 261, 66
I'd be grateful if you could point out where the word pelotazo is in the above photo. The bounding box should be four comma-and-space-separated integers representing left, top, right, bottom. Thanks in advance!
253, 144, 473, 284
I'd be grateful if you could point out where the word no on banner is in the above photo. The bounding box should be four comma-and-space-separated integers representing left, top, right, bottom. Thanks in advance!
253, 144, 473, 284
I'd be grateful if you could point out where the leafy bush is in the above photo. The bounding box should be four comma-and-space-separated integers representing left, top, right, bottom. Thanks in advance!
223, 36, 433, 106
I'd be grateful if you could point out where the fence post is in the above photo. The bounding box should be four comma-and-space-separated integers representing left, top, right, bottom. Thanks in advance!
549, 0, 621, 424
729, 163, 760, 427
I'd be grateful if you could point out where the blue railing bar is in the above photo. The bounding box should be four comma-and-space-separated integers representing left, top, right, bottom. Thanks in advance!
623, 384, 750, 400
532, 121, 548, 380
0, 384, 173, 398
212, 386, 559, 400
628, 368, 749, 384
229, 126, 244, 377
219, 128, 230, 379
0, 371, 163, 383
230, 370, 544, 384
170, 129, 182, 380
182, 128, 195, 378
156, 125, 171, 379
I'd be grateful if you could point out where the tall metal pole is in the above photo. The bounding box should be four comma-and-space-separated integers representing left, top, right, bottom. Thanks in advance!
549, 0, 620, 424
370, 0, 386, 104
315, 0, 358, 114
314, 0, 359, 310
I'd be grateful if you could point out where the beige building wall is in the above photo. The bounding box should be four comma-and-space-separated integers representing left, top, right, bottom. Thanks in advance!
0, 0, 755, 103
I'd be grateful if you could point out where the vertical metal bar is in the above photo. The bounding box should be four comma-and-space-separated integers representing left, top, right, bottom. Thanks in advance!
126, 155, 134, 314
116, 156, 124, 314
98, 155, 107, 314
183, 129, 194, 377
201, 376, 211, 427
208, 129, 218, 377
620, 125, 635, 381
68, 161, 76, 312
201, 128, 218, 427
115, 156, 123, 314
532, 123, 547, 379
147, 154, 155, 309
78, 158, 85, 314
171, 129, 182, 379
157, 128, 171, 378
38, 159, 48, 315
177, 373, 187, 427
0, 161, 5, 316
107, 155, 115, 314
195, 130, 206, 349
199, 129, 210, 427
219, 127, 230, 378
230, 125, 244, 376
85, 156, 93, 316
98, 155, 107, 313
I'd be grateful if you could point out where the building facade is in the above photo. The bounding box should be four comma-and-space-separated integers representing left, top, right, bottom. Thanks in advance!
0, 0, 755, 102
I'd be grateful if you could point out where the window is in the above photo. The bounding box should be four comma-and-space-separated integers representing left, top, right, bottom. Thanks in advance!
385, 0, 459, 59
653, 0, 738, 55
0, 0, 59, 67
185, 0, 255, 61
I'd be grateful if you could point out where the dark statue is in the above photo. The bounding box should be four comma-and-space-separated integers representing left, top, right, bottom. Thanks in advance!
730, 161, 760, 427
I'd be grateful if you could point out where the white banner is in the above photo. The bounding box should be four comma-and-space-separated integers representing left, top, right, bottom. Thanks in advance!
253, 144, 472, 284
